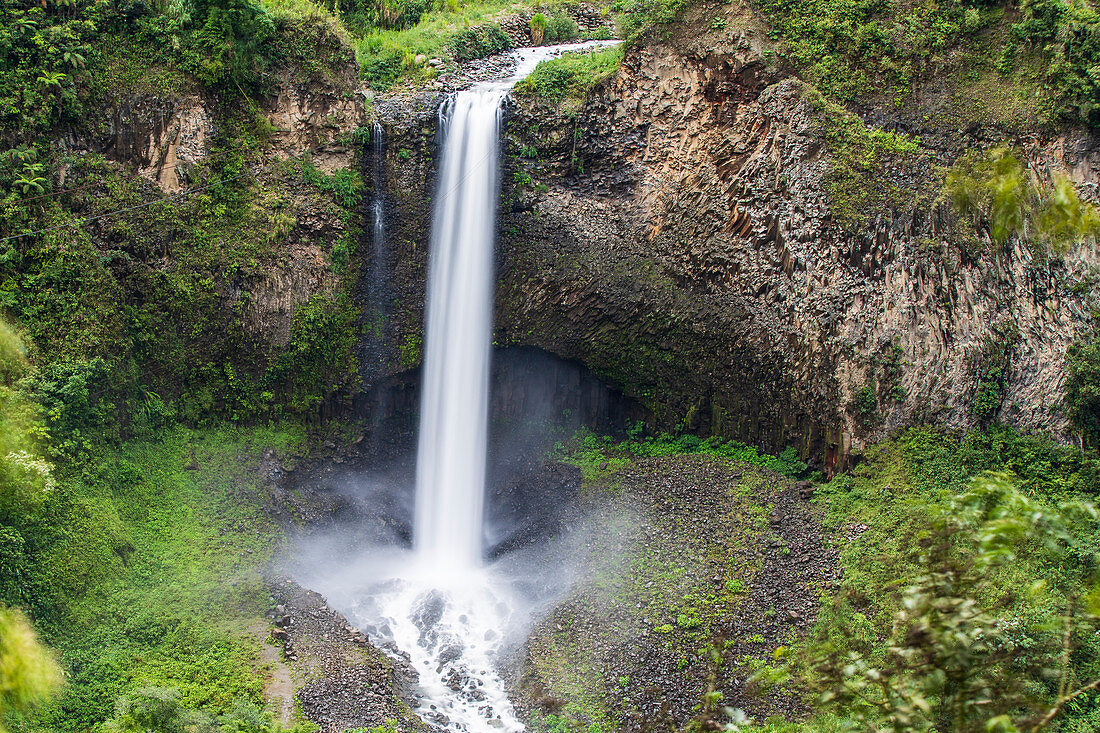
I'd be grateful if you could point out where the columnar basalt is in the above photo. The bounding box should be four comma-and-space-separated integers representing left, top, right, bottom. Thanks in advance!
485, 9, 1100, 466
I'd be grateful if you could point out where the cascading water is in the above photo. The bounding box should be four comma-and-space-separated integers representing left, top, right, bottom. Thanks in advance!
301, 42, 619, 733
371, 122, 385, 271
413, 88, 503, 570
362, 121, 390, 394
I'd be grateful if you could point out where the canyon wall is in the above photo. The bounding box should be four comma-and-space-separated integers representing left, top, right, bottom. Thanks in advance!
52, 6, 1099, 461
375, 8, 1099, 466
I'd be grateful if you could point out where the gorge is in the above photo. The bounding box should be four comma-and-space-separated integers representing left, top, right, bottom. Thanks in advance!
1, 1, 1099, 733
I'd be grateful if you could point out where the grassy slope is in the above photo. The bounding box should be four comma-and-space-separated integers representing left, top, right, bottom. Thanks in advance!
13, 424, 310, 732
532, 428, 1100, 732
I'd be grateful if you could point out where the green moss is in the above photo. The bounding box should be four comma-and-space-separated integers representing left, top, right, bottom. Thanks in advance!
803, 88, 923, 229
399, 331, 422, 369
514, 46, 624, 104
14, 423, 309, 731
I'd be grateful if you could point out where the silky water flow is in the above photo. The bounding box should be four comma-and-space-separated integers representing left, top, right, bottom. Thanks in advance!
302, 42, 618, 733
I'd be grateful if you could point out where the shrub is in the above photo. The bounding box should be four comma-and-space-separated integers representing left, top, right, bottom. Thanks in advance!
544, 10, 579, 43
377, 0, 432, 30
1066, 333, 1100, 446
358, 45, 405, 89
850, 383, 877, 425
449, 23, 511, 62
530, 12, 547, 45
103, 687, 214, 733
797, 473, 1100, 732
165, 0, 278, 88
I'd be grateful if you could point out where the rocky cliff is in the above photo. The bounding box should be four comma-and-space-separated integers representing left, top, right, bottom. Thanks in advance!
489, 7, 1099, 466
364, 5, 1100, 467
38, 2, 1097, 461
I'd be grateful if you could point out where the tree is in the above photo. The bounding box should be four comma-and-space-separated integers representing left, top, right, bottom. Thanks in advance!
0, 606, 63, 732
797, 474, 1100, 732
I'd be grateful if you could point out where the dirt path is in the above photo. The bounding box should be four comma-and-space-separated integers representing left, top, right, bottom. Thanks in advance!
249, 620, 297, 727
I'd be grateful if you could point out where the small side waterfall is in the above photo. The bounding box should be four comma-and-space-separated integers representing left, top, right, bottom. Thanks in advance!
362, 121, 390, 392
370, 121, 385, 287
413, 89, 504, 570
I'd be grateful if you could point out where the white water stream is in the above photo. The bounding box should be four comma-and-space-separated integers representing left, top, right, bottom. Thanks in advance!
310, 42, 619, 733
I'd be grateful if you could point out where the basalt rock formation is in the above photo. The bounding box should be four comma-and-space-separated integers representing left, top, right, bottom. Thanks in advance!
372, 6, 1099, 468
52, 4, 1097, 464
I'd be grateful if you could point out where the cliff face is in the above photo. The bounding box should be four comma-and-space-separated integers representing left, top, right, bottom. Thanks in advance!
482, 7, 1100, 465
52, 5, 1098, 456
6, 42, 374, 421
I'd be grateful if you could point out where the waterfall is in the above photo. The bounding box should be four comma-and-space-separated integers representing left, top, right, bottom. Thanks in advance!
371, 121, 385, 280
298, 42, 620, 733
362, 121, 389, 394
412, 40, 618, 570
413, 89, 505, 570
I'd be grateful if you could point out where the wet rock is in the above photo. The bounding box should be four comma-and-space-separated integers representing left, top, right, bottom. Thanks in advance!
268, 577, 425, 733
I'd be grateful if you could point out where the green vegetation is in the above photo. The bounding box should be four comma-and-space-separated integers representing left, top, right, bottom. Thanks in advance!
759, 426, 1100, 732
1067, 331, 1100, 447
103, 688, 313, 733
0, 607, 62, 733
1, 306, 313, 733
551, 428, 807, 483
515, 45, 624, 103
801, 473, 1099, 732
849, 383, 878, 427
347, 0, 617, 91
531, 12, 548, 43
971, 319, 1020, 423
1008, 0, 1100, 127
545, 423, 1100, 733
806, 87, 923, 229
0, 137, 364, 434
21, 422, 308, 731
348, 0, 605, 91
536, 9, 581, 43
612, 0, 687, 42
450, 23, 513, 61
755, 0, 1100, 128
945, 147, 1100, 252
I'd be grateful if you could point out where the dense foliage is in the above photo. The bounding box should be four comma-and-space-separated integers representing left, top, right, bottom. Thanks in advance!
1009, 0, 1100, 126
1067, 332, 1100, 447
777, 427, 1100, 732
755, 0, 1100, 128
945, 147, 1100, 251
801, 473, 1100, 732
